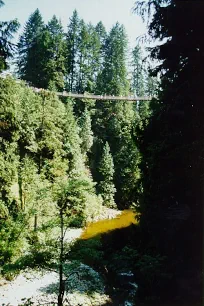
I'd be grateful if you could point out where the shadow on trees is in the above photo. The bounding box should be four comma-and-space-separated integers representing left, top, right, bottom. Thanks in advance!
68, 221, 203, 306
68, 224, 167, 305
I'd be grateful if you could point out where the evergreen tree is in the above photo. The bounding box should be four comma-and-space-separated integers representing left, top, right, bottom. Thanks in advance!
54, 177, 96, 306
79, 107, 93, 156
76, 19, 90, 93
95, 21, 107, 78
62, 102, 84, 176
137, 100, 151, 131
0, 1, 19, 71
0, 76, 103, 268
95, 21, 107, 56
66, 10, 80, 92
17, 13, 66, 89
85, 23, 102, 92
96, 22, 129, 95
98, 142, 116, 208
92, 23, 141, 208
131, 45, 145, 96
45, 16, 66, 90
60, 101, 102, 223
145, 69, 158, 97
135, 0, 204, 300
76, 21, 102, 93
17, 9, 44, 84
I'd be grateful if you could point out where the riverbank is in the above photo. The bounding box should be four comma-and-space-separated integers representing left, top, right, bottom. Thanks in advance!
0, 208, 122, 306
0, 265, 111, 306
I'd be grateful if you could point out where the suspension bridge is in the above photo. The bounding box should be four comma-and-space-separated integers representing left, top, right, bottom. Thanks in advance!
33, 88, 152, 101
54, 91, 152, 101
0, 74, 152, 101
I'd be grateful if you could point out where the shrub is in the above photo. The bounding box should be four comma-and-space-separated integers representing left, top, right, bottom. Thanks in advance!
0, 216, 28, 267
68, 237, 104, 269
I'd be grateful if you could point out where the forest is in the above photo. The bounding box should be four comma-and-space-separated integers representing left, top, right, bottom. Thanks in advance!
0, 0, 203, 305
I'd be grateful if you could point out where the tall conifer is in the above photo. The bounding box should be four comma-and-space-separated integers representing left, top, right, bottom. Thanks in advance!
17, 9, 44, 84
96, 23, 129, 95
66, 10, 80, 92
98, 141, 116, 208
0, 1, 19, 71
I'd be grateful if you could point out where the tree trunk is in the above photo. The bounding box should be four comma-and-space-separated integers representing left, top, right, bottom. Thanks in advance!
34, 214, 38, 231
58, 207, 64, 306
18, 144, 24, 211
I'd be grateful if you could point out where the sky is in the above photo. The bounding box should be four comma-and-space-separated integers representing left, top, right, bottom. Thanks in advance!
1, 0, 147, 49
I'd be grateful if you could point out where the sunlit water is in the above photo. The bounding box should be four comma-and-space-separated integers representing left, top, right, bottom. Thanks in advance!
81, 209, 138, 240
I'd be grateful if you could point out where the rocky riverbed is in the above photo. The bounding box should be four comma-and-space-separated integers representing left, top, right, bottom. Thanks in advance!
0, 265, 111, 306
0, 208, 122, 306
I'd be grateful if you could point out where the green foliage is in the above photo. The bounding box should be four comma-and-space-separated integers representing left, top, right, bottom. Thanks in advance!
17, 9, 44, 84
145, 71, 158, 97
98, 142, 116, 208
18, 156, 53, 229
69, 223, 168, 301
63, 260, 105, 293
131, 45, 159, 98
0, 77, 102, 272
62, 101, 84, 175
108, 245, 168, 298
14, 10, 154, 213
76, 22, 103, 93
131, 45, 145, 96
108, 246, 139, 273
17, 12, 66, 90
95, 21, 107, 68
0, 215, 28, 267
76, 20, 91, 93
43, 16, 66, 90
92, 99, 141, 207
96, 22, 129, 96
79, 107, 93, 156
66, 10, 80, 92
68, 238, 104, 268
1, 228, 58, 280
135, 253, 167, 285
0, 1, 19, 71
54, 177, 96, 226
65, 12, 107, 94
0, 141, 18, 205
0, 8, 164, 303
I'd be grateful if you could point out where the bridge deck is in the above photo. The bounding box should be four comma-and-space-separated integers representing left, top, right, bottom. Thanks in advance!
33, 89, 151, 101
0, 76, 152, 101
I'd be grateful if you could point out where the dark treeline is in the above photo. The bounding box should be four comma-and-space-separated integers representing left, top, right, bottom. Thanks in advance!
0, 0, 203, 305
134, 0, 204, 303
